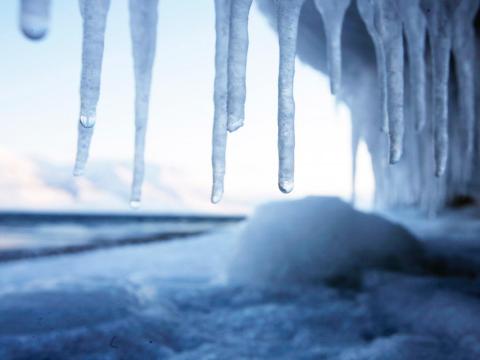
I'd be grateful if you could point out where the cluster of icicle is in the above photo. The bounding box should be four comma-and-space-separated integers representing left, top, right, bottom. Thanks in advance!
18, 0, 479, 208
20, 0, 159, 208
213, 0, 478, 205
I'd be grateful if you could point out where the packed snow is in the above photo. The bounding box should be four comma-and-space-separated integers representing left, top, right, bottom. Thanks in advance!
229, 197, 421, 284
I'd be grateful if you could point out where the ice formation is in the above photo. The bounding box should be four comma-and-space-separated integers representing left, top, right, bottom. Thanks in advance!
19, 0, 51, 40
212, 0, 231, 204
128, 0, 159, 207
356, 0, 405, 163
17, 0, 480, 211
313, 0, 351, 95
275, 0, 305, 194
400, 0, 427, 132
421, 0, 454, 177
355, 0, 387, 134
74, 0, 111, 177
227, 0, 253, 132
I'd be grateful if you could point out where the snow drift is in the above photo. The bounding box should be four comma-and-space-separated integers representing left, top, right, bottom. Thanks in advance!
229, 196, 422, 284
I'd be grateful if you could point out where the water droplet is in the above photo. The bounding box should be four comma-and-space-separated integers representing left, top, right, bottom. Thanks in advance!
279, 179, 294, 194
130, 200, 141, 209
211, 189, 223, 204
79, 115, 96, 128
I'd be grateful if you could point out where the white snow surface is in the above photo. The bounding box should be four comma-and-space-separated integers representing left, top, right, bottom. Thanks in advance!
1, 197, 480, 358
229, 196, 420, 284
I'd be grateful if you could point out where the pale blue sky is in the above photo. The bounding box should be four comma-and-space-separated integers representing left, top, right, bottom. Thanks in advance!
0, 1, 374, 210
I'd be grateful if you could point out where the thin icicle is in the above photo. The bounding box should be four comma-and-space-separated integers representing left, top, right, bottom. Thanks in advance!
356, 0, 388, 133
400, 0, 427, 132
351, 120, 360, 205
212, 0, 231, 204
128, 0, 159, 208
421, 0, 454, 177
227, 0, 253, 132
275, 0, 305, 194
452, 0, 479, 171
313, 0, 351, 95
19, 0, 51, 40
376, 0, 405, 164
73, 0, 111, 176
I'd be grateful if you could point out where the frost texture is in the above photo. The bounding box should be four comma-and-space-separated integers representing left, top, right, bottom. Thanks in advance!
129, 0, 159, 207
313, 0, 351, 95
20, 0, 51, 40
74, 0, 111, 176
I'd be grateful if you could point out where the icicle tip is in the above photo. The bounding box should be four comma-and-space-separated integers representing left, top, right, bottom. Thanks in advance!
227, 115, 244, 132
279, 179, 294, 194
129, 200, 141, 209
72, 167, 84, 177
211, 182, 224, 204
21, 27, 48, 40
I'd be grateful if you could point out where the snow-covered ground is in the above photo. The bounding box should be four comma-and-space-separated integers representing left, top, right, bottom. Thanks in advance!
0, 197, 479, 359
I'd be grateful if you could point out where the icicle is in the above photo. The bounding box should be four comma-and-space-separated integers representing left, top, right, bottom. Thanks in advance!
421, 0, 454, 177
212, 0, 231, 204
452, 0, 479, 172
275, 0, 305, 194
376, 0, 405, 164
400, 0, 427, 132
227, 0, 253, 132
128, 0, 159, 207
356, 0, 388, 133
73, 0, 111, 176
313, 0, 351, 95
19, 0, 51, 40
351, 120, 360, 205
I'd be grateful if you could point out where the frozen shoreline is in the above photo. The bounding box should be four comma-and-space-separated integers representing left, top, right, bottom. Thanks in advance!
0, 199, 479, 359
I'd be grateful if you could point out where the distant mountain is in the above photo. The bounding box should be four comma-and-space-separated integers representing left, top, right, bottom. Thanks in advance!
0, 148, 247, 213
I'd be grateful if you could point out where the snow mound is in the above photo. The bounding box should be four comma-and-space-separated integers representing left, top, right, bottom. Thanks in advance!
229, 197, 421, 284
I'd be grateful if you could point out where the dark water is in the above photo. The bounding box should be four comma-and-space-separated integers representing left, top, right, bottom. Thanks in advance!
0, 212, 244, 261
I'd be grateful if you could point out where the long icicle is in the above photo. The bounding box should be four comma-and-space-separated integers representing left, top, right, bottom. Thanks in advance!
376, 0, 404, 164
227, 0, 253, 132
73, 0, 111, 176
351, 120, 360, 205
276, 0, 305, 194
313, 0, 351, 95
128, 0, 159, 208
400, 0, 427, 132
452, 0, 479, 178
211, 0, 231, 204
421, 0, 453, 177
19, 0, 51, 40
356, 0, 388, 133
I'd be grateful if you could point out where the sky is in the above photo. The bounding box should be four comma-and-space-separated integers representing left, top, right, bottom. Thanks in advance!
0, 0, 374, 212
